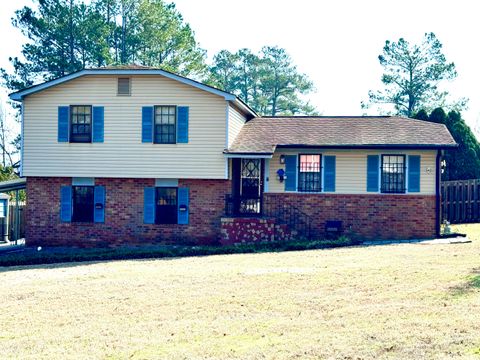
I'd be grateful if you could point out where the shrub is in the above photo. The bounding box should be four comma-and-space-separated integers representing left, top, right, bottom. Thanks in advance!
0, 237, 357, 268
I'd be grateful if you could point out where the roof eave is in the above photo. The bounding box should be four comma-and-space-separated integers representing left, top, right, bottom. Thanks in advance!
276, 144, 458, 149
230, 98, 257, 119
9, 68, 237, 102
223, 152, 273, 158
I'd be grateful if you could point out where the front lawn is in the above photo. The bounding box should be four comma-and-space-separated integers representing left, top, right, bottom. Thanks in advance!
0, 225, 479, 359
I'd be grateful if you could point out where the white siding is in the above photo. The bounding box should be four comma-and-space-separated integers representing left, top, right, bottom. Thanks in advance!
23, 75, 228, 179
227, 103, 247, 147
267, 148, 437, 195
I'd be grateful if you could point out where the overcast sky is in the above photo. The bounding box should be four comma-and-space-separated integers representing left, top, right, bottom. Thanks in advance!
1, 0, 479, 132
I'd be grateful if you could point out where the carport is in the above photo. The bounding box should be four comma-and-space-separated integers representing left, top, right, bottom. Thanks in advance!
0, 177, 26, 244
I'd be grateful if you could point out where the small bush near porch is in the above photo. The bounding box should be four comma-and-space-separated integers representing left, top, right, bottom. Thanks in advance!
1, 225, 479, 359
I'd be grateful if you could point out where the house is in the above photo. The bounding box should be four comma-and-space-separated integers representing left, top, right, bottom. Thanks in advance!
9, 66, 457, 247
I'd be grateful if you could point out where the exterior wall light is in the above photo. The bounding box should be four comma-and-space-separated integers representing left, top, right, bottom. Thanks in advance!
279, 155, 285, 164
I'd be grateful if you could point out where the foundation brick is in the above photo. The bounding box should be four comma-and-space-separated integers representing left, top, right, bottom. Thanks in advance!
264, 193, 436, 240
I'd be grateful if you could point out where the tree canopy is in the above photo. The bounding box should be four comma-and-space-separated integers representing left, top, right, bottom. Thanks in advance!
1, 0, 207, 94
364, 33, 467, 117
208, 47, 317, 116
413, 108, 480, 180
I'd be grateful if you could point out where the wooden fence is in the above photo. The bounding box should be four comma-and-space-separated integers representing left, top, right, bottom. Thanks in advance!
0, 203, 25, 242
441, 179, 480, 224
9, 203, 25, 241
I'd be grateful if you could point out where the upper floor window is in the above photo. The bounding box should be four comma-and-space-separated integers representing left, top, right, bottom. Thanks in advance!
298, 154, 321, 192
70, 105, 92, 143
156, 187, 177, 224
117, 78, 131, 96
72, 186, 94, 222
154, 106, 176, 144
381, 155, 406, 193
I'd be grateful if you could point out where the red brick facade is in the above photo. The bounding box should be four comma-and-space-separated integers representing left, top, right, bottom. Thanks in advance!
264, 193, 437, 240
26, 177, 437, 247
26, 177, 230, 247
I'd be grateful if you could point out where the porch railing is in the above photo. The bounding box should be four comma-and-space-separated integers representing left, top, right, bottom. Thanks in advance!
263, 196, 312, 240
224, 194, 312, 240
225, 194, 262, 217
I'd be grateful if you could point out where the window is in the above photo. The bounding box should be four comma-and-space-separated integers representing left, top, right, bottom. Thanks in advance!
381, 155, 406, 193
72, 186, 94, 222
298, 154, 321, 192
117, 78, 131, 95
155, 187, 177, 224
154, 106, 176, 144
70, 105, 92, 143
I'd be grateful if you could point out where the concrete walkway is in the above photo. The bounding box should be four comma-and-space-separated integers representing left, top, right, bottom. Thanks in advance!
362, 236, 471, 246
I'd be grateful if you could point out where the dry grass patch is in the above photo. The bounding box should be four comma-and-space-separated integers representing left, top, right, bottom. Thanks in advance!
1, 227, 480, 359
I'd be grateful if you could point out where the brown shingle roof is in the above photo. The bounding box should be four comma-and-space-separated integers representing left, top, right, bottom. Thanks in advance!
226, 116, 457, 154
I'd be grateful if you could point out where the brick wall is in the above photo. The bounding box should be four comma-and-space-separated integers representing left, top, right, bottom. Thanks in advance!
26, 177, 437, 247
264, 193, 437, 240
26, 177, 230, 247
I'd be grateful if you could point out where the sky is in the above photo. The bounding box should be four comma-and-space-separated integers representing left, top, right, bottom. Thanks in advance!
1, 0, 479, 133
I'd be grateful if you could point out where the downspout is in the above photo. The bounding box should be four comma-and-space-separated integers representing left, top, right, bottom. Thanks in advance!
435, 149, 442, 237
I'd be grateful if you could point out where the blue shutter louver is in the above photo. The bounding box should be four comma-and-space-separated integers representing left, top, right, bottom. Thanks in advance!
144, 187, 156, 224
408, 155, 421, 192
324, 155, 336, 192
177, 106, 189, 143
58, 106, 69, 142
142, 106, 154, 143
93, 186, 105, 223
92, 106, 104, 143
60, 186, 72, 222
177, 187, 189, 224
367, 155, 380, 192
285, 155, 297, 191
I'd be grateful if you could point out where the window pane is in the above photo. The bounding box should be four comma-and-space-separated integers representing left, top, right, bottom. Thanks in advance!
381, 155, 406, 193
72, 186, 94, 222
154, 106, 176, 143
70, 106, 92, 143
156, 187, 177, 224
298, 154, 321, 192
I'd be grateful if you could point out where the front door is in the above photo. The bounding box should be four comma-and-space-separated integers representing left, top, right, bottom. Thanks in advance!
232, 158, 264, 215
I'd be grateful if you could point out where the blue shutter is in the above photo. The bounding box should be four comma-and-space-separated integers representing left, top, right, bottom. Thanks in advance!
177, 187, 189, 225
324, 155, 336, 192
58, 106, 69, 142
93, 186, 105, 223
142, 106, 154, 143
92, 106, 104, 143
367, 155, 379, 192
408, 155, 421, 192
144, 187, 155, 224
177, 106, 189, 143
60, 186, 72, 222
285, 155, 297, 191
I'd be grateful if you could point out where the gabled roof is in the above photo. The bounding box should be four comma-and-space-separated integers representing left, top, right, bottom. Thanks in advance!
226, 116, 457, 154
8, 66, 257, 118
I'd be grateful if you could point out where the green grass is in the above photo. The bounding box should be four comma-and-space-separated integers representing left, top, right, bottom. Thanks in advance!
0, 226, 479, 359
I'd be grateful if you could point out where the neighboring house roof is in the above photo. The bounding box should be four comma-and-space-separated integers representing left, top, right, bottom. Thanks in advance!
0, 178, 26, 192
8, 65, 257, 118
226, 116, 458, 154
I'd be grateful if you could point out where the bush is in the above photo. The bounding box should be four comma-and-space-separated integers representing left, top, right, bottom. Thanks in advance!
0, 237, 358, 268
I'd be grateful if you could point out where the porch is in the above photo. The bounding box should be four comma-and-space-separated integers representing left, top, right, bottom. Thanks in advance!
222, 155, 313, 243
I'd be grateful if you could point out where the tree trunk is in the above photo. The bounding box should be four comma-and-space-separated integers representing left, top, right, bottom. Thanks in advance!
68, 0, 75, 68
